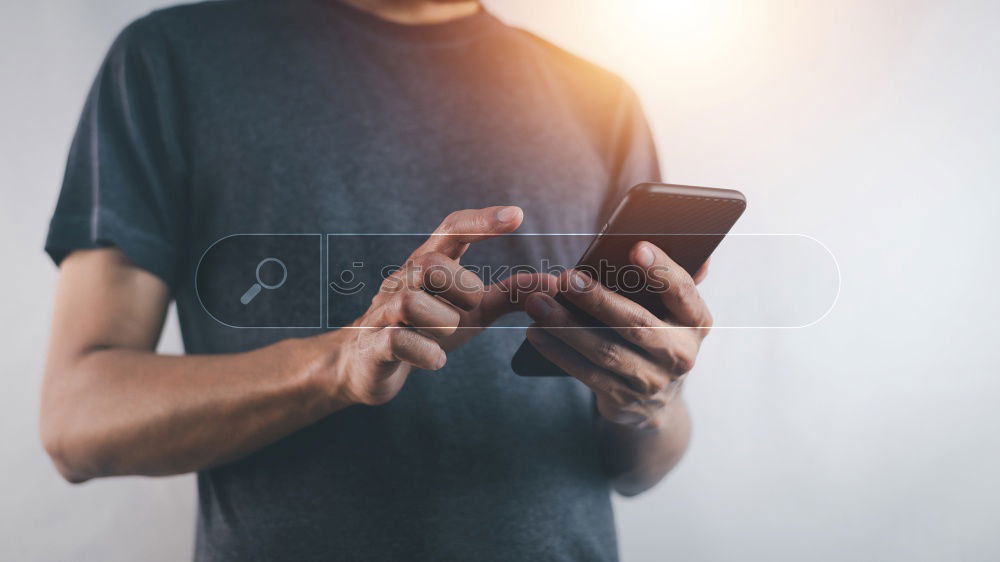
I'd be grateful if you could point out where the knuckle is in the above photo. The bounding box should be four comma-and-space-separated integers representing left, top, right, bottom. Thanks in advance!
623, 373, 651, 395
441, 211, 462, 232
413, 252, 437, 270
674, 279, 699, 309
669, 347, 695, 375
648, 264, 672, 292
700, 307, 715, 331
645, 377, 668, 396
594, 341, 622, 370
624, 313, 656, 345
590, 371, 613, 395
418, 256, 452, 291
367, 301, 396, 327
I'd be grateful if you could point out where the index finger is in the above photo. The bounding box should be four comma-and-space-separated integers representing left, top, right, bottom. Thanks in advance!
416, 206, 523, 259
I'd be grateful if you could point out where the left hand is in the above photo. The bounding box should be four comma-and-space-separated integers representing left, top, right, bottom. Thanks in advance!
524, 242, 712, 430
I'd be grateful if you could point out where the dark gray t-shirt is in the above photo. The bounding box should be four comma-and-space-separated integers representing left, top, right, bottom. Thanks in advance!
46, 1, 660, 560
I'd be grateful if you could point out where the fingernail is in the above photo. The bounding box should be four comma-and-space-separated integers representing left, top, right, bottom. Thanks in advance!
570, 271, 589, 292
526, 294, 555, 320
435, 353, 447, 370
636, 244, 655, 267
496, 206, 521, 223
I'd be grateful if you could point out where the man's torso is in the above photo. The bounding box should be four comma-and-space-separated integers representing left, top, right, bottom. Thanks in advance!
102, 2, 657, 559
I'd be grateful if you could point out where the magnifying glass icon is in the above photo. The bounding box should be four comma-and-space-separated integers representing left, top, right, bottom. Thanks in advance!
240, 257, 287, 305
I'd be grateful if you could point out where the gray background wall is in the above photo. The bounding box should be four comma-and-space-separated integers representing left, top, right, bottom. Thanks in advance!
2, 1, 998, 560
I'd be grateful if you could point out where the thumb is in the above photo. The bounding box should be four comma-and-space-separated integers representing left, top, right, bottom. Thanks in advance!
630, 241, 709, 327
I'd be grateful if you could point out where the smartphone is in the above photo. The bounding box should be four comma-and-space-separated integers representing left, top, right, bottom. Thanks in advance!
511, 182, 746, 376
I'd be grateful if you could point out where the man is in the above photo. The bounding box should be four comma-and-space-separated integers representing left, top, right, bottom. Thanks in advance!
41, 1, 713, 560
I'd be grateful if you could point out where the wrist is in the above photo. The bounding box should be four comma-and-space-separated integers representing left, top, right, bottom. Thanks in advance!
292, 331, 355, 413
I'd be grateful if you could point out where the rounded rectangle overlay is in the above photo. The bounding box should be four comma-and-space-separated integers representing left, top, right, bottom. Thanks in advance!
195, 233, 839, 330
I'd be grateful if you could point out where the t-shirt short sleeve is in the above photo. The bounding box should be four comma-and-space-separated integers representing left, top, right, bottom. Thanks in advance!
45, 15, 187, 289
597, 81, 662, 224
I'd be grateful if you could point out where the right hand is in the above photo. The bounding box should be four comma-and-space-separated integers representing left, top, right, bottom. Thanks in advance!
325, 206, 555, 406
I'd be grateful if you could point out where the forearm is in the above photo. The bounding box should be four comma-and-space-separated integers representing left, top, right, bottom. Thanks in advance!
598, 396, 691, 497
41, 333, 346, 482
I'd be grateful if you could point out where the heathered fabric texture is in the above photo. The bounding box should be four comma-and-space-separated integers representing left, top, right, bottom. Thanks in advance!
46, 1, 660, 560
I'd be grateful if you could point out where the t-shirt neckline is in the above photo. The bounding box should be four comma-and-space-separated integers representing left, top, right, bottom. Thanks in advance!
319, 0, 501, 45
